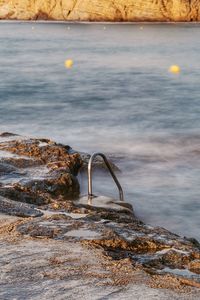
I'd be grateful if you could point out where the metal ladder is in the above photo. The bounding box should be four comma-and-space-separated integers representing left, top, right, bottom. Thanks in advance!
88, 152, 124, 202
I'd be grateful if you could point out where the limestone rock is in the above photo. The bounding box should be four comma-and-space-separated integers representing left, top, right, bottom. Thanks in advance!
0, 133, 82, 216
0, 195, 43, 217
1, 133, 200, 293
0, 0, 200, 21
16, 206, 200, 287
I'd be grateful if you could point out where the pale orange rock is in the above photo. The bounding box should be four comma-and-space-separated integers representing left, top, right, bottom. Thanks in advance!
0, 0, 200, 21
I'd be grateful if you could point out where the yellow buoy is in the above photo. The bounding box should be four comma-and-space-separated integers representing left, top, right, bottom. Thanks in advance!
65, 59, 73, 69
169, 65, 180, 74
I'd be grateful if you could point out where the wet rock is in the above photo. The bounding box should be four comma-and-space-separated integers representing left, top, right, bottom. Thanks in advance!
0, 135, 82, 216
0, 132, 18, 137
0, 185, 50, 206
0, 138, 82, 175
1, 133, 200, 291
186, 237, 200, 250
17, 214, 83, 238
22, 171, 80, 199
0, 162, 20, 175
77, 196, 133, 214
15, 203, 200, 286
18, 222, 63, 238
188, 261, 200, 274
0, 157, 42, 169
80, 152, 120, 172
0, 196, 43, 218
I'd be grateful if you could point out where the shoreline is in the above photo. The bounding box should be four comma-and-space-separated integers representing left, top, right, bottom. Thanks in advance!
0, 133, 200, 298
1, 20, 200, 25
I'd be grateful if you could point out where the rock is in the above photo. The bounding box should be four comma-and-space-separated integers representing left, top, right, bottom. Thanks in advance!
0, 134, 82, 216
77, 195, 133, 214
0, 132, 18, 137
0, 134, 123, 217
80, 152, 120, 172
0, 138, 82, 175
15, 203, 200, 287
1, 132, 200, 292
1, 0, 200, 22
0, 195, 43, 217
0, 162, 20, 175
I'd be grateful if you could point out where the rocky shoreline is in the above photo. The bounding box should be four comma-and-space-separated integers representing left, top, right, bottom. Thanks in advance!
1, 0, 200, 22
0, 132, 200, 299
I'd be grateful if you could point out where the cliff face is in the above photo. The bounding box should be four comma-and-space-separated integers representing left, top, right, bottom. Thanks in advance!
0, 0, 200, 22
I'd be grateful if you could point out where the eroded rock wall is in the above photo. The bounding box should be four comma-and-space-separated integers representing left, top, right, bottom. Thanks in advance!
0, 0, 200, 21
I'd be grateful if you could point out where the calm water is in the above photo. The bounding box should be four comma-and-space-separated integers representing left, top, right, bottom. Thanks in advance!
0, 22, 200, 240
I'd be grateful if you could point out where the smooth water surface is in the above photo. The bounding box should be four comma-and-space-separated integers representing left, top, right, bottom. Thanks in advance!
0, 22, 200, 240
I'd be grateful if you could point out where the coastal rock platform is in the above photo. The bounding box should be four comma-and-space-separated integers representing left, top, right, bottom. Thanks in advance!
0, 132, 200, 299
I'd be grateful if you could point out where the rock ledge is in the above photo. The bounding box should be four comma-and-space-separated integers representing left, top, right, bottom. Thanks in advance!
0, 132, 200, 298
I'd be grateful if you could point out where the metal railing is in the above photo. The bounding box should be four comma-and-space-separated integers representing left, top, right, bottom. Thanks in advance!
88, 152, 124, 202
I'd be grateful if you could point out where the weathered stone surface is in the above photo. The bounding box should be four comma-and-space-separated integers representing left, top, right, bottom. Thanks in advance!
77, 196, 133, 214
0, 132, 200, 296
0, 162, 20, 175
0, 137, 82, 175
0, 195, 43, 217
2, 235, 199, 300
0, 133, 82, 216
15, 205, 200, 290
1, 0, 200, 22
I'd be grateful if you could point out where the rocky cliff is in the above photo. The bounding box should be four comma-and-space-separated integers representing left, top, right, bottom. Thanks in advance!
0, 0, 200, 22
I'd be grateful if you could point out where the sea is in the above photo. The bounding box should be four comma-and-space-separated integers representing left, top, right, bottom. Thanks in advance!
0, 22, 200, 240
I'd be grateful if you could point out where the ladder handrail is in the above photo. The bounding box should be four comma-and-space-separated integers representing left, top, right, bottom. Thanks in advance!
88, 152, 124, 202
